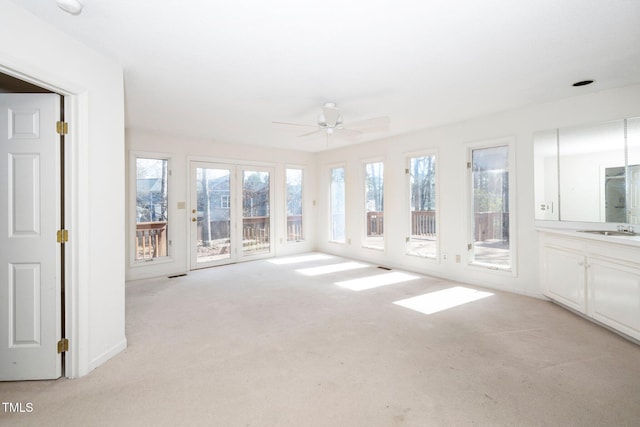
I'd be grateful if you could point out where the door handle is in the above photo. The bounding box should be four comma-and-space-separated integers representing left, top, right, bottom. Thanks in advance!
192, 218, 196, 222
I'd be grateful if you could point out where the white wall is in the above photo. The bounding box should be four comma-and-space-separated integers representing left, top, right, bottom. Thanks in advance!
0, 1, 126, 377
125, 129, 316, 280
315, 84, 640, 298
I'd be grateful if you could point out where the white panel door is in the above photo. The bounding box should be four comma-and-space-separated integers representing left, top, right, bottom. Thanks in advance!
0, 94, 61, 380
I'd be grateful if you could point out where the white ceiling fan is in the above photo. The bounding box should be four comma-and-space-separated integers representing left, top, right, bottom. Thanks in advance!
273, 102, 390, 144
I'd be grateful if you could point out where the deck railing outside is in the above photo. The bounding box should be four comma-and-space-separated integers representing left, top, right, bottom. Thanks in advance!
135, 221, 167, 261
474, 211, 509, 242
367, 211, 384, 236
287, 214, 303, 241
411, 210, 436, 237
242, 216, 270, 252
135, 212, 506, 260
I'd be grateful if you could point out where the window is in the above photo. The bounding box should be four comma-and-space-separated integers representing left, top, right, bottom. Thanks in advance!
330, 166, 346, 242
286, 168, 304, 242
242, 170, 271, 255
135, 157, 169, 261
470, 145, 511, 269
220, 194, 230, 209
364, 161, 384, 249
407, 154, 437, 258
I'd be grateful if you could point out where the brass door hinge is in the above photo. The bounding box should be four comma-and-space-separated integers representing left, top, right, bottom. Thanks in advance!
57, 229, 69, 243
56, 121, 68, 135
57, 338, 69, 353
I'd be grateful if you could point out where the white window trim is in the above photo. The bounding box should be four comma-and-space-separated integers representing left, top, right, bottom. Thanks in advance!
285, 165, 306, 244
237, 165, 276, 261
362, 157, 386, 251
129, 151, 174, 267
405, 149, 440, 261
466, 137, 517, 276
329, 163, 347, 244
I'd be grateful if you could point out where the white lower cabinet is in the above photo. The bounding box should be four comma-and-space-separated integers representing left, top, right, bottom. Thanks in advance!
588, 257, 640, 340
540, 232, 640, 342
542, 245, 586, 312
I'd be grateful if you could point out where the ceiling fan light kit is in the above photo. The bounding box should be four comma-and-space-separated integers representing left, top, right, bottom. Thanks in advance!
318, 102, 342, 128
57, 0, 83, 15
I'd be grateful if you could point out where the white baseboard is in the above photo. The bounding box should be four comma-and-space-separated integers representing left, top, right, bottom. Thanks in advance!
88, 338, 128, 373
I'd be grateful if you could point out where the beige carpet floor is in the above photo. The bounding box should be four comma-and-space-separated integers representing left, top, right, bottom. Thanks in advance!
1, 253, 640, 426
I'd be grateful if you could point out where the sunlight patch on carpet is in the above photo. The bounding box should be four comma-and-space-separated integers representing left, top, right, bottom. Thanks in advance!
268, 254, 334, 265
296, 262, 369, 276
335, 272, 420, 291
394, 286, 493, 315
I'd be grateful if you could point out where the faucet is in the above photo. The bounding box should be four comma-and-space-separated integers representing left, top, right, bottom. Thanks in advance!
617, 224, 634, 234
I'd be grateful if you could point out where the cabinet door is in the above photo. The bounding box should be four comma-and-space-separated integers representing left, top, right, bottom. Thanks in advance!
588, 259, 640, 341
542, 246, 586, 312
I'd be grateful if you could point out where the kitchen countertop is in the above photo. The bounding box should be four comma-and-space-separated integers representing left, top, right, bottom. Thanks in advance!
537, 227, 640, 247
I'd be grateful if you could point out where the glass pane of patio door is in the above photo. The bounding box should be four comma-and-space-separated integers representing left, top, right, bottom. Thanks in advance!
241, 169, 272, 257
191, 163, 233, 269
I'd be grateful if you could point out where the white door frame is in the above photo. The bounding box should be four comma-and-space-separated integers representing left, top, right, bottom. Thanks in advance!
189, 161, 237, 269
188, 160, 275, 269
0, 63, 87, 379
237, 165, 276, 262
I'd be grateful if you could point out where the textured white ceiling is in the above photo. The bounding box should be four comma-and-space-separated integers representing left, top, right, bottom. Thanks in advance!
10, 0, 640, 151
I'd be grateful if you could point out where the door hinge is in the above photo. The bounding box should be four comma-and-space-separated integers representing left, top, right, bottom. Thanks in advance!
57, 338, 69, 353
467, 243, 473, 250
57, 229, 69, 243
466, 162, 472, 169
56, 121, 69, 135
405, 168, 410, 174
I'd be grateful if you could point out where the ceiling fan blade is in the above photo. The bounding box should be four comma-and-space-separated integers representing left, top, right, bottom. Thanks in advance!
335, 128, 363, 139
272, 121, 317, 129
346, 116, 390, 132
297, 129, 323, 138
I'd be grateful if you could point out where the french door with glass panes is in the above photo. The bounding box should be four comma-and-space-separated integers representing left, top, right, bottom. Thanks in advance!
189, 162, 274, 269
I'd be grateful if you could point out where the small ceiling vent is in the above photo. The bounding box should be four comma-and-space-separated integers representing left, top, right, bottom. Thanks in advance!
572, 80, 594, 87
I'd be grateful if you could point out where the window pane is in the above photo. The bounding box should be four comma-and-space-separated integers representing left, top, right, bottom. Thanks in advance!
286, 168, 304, 242
135, 158, 168, 261
196, 167, 231, 264
471, 146, 510, 268
364, 162, 384, 249
407, 155, 436, 258
242, 170, 270, 254
330, 167, 346, 242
